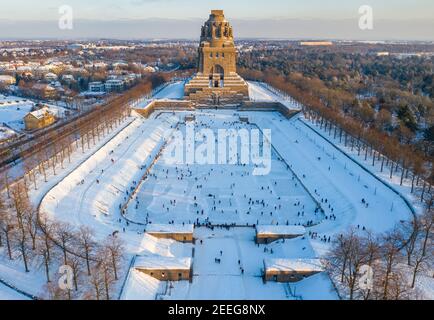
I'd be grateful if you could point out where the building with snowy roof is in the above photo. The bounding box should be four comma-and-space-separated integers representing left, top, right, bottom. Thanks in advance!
23, 107, 56, 130
88, 81, 105, 93
255, 225, 306, 244
135, 256, 193, 282
29, 83, 58, 100
263, 258, 324, 283
105, 79, 125, 92
0, 75, 16, 86
44, 72, 58, 82
145, 224, 194, 243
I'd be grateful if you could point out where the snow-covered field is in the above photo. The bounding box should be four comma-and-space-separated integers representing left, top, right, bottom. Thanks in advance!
125, 111, 319, 227
0, 81, 428, 300
249, 82, 281, 102
0, 283, 26, 300
0, 94, 67, 136
153, 82, 185, 100
41, 113, 181, 250
165, 228, 337, 300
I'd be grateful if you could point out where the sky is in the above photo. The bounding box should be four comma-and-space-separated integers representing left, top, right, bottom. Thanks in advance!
0, 0, 433, 40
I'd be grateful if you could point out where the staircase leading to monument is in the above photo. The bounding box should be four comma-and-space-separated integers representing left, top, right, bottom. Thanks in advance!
184, 10, 250, 106
185, 72, 249, 105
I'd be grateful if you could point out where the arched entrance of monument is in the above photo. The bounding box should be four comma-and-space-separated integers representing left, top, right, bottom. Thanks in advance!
209, 64, 224, 88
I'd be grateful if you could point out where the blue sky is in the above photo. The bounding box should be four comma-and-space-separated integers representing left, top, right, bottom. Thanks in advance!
2, 0, 433, 21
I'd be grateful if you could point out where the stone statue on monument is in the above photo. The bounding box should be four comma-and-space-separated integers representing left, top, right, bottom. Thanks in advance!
211, 23, 216, 38
220, 23, 225, 38
224, 24, 229, 37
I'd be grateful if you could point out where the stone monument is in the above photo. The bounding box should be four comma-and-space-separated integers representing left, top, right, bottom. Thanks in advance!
184, 10, 249, 106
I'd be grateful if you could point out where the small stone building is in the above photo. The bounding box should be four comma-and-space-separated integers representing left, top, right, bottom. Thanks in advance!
135, 256, 193, 282
30, 83, 58, 100
146, 224, 194, 243
263, 259, 323, 283
239, 116, 249, 123
185, 115, 196, 122
24, 107, 56, 130
255, 225, 306, 244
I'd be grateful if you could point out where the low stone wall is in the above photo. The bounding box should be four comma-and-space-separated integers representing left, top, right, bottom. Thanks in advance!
240, 101, 300, 119
137, 268, 192, 282
134, 100, 300, 119
264, 270, 321, 283
147, 232, 194, 243
256, 234, 302, 244
134, 100, 195, 118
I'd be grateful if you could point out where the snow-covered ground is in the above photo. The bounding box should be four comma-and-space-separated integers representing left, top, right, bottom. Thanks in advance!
41, 113, 181, 251
0, 81, 428, 300
0, 283, 27, 300
0, 126, 16, 141
166, 228, 337, 300
152, 82, 185, 100
0, 115, 138, 300
125, 111, 319, 227
248, 81, 302, 110
249, 82, 281, 102
0, 94, 68, 135
119, 108, 415, 300
252, 113, 413, 235
0, 252, 46, 299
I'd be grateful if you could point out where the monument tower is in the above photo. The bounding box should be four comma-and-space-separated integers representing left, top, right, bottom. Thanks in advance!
185, 10, 249, 105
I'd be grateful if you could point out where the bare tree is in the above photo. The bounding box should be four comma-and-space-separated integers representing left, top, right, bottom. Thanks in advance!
399, 219, 420, 266
44, 280, 72, 300
0, 204, 14, 260
68, 254, 83, 292
78, 226, 97, 276
38, 213, 56, 265
420, 207, 433, 258
103, 235, 124, 281
37, 234, 52, 283
87, 261, 104, 300
10, 183, 32, 272
379, 230, 403, 300
410, 234, 432, 289
96, 247, 117, 300
23, 205, 38, 250
14, 224, 31, 272
53, 222, 76, 265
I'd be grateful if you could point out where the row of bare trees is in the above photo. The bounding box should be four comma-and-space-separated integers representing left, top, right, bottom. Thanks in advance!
0, 181, 124, 300
327, 207, 433, 300
303, 109, 433, 204
0, 76, 177, 299
241, 70, 433, 203
0, 74, 169, 175
1, 89, 135, 198
0, 83, 151, 299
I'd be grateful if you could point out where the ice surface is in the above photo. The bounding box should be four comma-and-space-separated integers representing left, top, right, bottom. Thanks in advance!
2, 81, 427, 300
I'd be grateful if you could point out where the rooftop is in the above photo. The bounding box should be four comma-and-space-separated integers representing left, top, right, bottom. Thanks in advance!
135, 255, 192, 271
27, 107, 53, 119
264, 259, 324, 273
256, 225, 306, 236
146, 224, 194, 234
